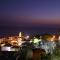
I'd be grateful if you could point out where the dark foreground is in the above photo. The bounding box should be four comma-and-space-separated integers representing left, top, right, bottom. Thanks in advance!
0, 51, 17, 60
0, 47, 60, 60
0, 50, 50, 60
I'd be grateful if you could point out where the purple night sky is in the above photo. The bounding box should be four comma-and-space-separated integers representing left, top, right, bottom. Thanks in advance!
0, 0, 60, 35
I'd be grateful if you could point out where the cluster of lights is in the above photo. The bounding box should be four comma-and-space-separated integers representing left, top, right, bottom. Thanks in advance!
0, 32, 58, 52
58, 36, 60, 40
33, 38, 39, 43
25, 35, 29, 40
51, 35, 55, 41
